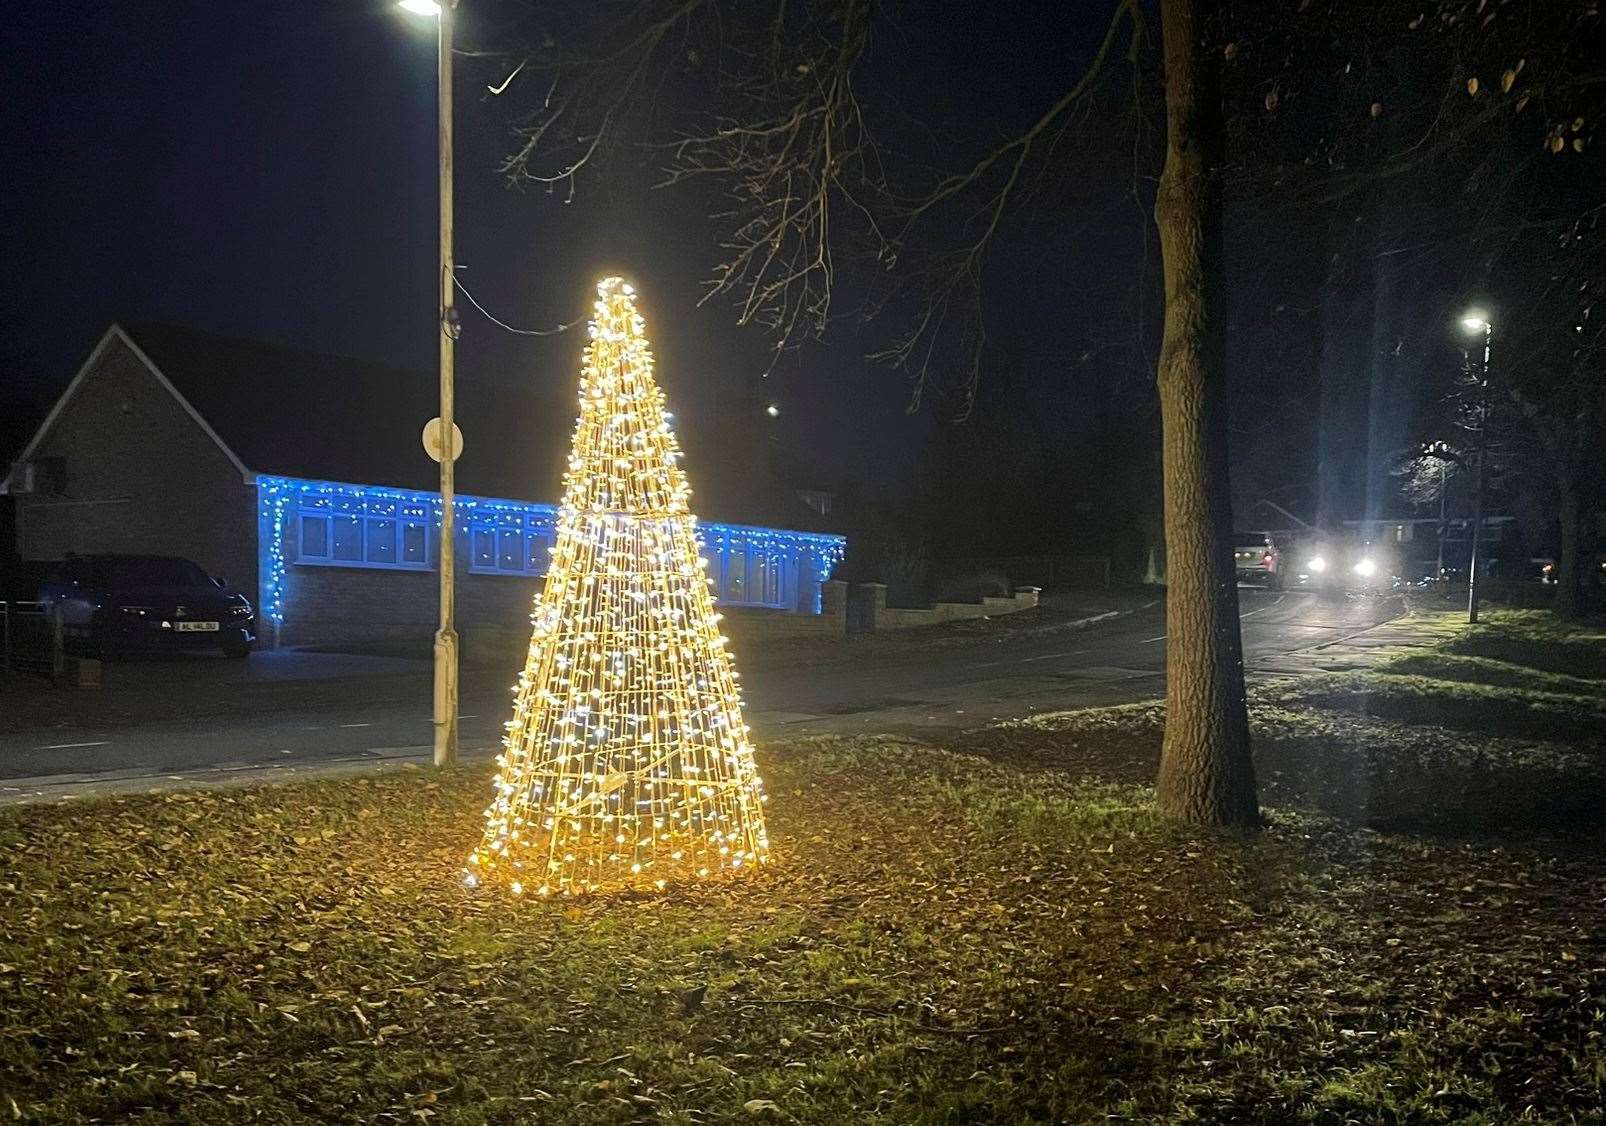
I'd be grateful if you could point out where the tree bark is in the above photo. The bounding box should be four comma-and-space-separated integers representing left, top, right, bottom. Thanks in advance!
1554, 479, 1582, 620
1153, 0, 1259, 826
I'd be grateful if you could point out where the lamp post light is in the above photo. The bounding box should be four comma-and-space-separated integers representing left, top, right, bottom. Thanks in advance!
1459, 310, 1493, 625
400, 0, 459, 765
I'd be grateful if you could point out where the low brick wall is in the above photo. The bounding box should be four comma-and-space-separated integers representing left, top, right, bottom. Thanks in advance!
853, 583, 1040, 632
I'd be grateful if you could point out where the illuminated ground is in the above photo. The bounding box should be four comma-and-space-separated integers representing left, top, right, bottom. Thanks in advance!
1, 612, 1601, 1122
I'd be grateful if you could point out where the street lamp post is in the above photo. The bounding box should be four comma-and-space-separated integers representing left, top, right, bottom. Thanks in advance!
1460, 311, 1493, 625
401, 0, 459, 764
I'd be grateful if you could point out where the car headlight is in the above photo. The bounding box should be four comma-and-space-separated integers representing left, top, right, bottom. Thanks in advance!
1306, 556, 1327, 573
1353, 558, 1377, 578
119, 606, 153, 617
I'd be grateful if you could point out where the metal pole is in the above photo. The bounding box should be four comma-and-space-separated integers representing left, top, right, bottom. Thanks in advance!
1466, 323, 1491, 624
432, 0, 460, 765
1435, 462, 1446, 589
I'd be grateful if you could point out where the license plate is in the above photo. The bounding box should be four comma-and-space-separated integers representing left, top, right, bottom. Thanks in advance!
175, 621, 219, 632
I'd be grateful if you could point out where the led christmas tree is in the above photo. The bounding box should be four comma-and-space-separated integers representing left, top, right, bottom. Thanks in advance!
465, 277, 770, 896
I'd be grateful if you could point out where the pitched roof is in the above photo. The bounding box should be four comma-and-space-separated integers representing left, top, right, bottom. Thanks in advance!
62, 324, 834, 531
124, 322, 563, 499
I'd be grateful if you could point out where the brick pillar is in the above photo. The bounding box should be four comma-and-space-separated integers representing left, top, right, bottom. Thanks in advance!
854, 582, 888, 632
819, 580, 848, 635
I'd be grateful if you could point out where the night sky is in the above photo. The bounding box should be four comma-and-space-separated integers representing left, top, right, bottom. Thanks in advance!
2, 2, 1145, 514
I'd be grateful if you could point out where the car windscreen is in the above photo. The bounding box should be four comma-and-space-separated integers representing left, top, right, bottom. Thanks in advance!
86, 558, 212, 588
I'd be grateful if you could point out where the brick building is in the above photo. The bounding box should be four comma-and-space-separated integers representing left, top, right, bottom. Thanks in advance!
1, 325, 844, 649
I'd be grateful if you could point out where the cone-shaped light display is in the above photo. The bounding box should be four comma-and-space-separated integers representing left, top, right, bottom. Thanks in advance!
466, 278, 769, 896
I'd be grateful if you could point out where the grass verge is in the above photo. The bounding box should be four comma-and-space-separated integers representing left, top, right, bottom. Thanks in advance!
1, 610, 1602, 1122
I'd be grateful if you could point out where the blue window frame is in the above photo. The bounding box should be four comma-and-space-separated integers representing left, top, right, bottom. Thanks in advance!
464, 509, 554, 576
267, 478, 841, 620
292, 493, 430, 572
260, 476, 845, 629
705, 538, 788, 609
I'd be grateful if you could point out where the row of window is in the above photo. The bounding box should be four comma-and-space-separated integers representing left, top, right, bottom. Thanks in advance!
292, 499, 792, 607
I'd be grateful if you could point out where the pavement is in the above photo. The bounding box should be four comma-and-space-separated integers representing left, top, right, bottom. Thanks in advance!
0, 588, 1441, 804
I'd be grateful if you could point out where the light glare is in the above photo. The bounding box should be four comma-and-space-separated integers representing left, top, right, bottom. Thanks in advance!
1353, 558, 1378, 578
1306, 556, 1327, 573
397, 0, 441, 16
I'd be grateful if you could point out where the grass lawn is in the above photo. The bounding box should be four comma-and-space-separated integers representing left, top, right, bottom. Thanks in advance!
2, 611, 1603, 1123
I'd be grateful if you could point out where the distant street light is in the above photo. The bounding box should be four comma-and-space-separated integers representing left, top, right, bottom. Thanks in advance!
1459, 309, 1493, 625
399, 0, 459, 765
765, 403, 781, 418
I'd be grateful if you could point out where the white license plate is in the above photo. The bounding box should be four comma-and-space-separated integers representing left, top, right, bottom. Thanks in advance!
175, 621, 220, 632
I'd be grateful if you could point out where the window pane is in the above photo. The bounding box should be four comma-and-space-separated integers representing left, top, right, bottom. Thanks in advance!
751, 553, 768, 603
401, 522, 427, 564
727, 547, 747, 602
366, 519, 397, 563
499, 530, 524, 571
301, 515, 329, 558
333, 516, 362, 561
765, 554, 780, 603
527, 532, 553, 573
473, 529, 495, 568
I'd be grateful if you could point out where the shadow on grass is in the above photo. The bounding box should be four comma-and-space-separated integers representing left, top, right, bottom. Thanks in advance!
1265, 672, 1606, 745
1254, 725, 1606, 843
967, 695, 1605, 846
1442, 612, 1606, 680
1382, 651, 1604, 696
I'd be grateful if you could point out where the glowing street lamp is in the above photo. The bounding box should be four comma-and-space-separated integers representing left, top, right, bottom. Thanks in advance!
1459, 308, 1494, 625
399, 0, 460, 764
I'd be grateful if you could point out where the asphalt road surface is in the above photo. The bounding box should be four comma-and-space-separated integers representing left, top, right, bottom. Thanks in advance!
0, 589, 1402, 800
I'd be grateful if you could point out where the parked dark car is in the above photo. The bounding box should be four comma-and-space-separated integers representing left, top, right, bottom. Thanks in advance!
37, 554, 255, 658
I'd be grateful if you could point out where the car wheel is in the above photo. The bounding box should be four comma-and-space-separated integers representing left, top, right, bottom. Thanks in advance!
222, 638, 252, 659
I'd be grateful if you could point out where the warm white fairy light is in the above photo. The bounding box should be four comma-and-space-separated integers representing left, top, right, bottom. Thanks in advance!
466, 277, 770, 896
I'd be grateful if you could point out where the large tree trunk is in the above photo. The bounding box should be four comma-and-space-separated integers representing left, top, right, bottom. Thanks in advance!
1152, 0, 1259, 826
1554, 479, 1582, 620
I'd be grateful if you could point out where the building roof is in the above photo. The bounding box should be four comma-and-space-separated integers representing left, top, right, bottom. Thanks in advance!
5, 323, 836, 532
125, 322, 554, 498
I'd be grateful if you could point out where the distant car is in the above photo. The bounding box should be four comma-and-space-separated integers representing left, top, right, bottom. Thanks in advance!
37, 554, 256, 658
1291, 540, 1399, 592
1232, 533, 1284, 589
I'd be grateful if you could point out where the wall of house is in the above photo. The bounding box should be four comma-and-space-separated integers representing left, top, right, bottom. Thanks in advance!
265, 478, 845, 651
13, 335, 258, 600
276, 556, 541, 651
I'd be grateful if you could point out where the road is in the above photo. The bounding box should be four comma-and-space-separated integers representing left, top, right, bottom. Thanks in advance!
0, 589, 1402, 800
